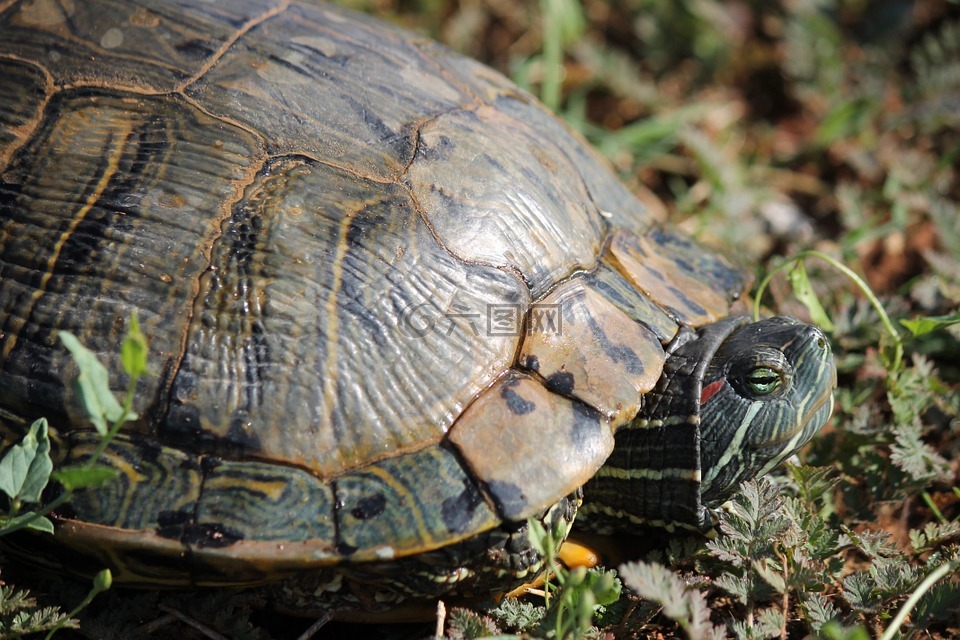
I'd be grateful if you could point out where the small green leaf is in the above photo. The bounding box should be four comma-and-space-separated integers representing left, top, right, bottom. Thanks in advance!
52, 465, 121, 492
899, 313, 960, 337
752, 559, 786, 594
788, 261, 835, 331
59, 331, 132, 435
121, 311, 148, 379
526, 518, 549, 556
585, 567, 621, 607
0, 418, 53, 505
815, 97, 877, 144
0, 511, 55, 535
619, 560, 722, 640
445, 606, 501, 639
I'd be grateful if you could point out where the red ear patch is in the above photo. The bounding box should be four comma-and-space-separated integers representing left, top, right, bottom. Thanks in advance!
700, 378, 725, 405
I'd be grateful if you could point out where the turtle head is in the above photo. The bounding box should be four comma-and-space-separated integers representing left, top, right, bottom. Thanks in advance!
695, 316, 836, 508
578, 314, 835, 534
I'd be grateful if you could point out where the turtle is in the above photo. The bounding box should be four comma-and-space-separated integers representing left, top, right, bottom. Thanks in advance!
0, 0, 836, 618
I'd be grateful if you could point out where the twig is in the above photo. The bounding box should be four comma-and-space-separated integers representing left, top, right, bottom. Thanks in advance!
296, 612, 333, 640
435, 599, 447, 639
155, 604, 229, 640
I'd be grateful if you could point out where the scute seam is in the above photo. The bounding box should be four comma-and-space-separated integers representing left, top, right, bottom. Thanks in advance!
0, 55, 54, 171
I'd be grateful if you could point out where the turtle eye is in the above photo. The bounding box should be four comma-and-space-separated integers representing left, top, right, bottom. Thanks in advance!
744, 366, 783, 395
727, 348, 791, 399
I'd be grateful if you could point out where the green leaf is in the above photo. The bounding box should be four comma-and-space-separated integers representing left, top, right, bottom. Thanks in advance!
889, 419, 952, 484
52, 465, 120, 492
0, 418, 53, 505
899, 313, 960, 337
815, 97, 877, 144
787, 261, 835, 331
584, 567, 621, 607
730, 607, 784, 640
801, 592, 842, 632
445, 606, 501, 639
526, 518, 550, 557
491, 598, 545, 634
0, 510, 55, 535
752, 559, 786, 594
121, 311, 148, 379
619, 561, 723, 640
59, 331, 132, 435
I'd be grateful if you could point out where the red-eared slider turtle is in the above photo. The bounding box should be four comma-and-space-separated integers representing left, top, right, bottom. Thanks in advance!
0, 0, 836, 617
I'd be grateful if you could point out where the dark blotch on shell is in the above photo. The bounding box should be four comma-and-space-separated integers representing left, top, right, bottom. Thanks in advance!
546, 370, 575, 395
155, 511, 243, 548
441, 479, 485, 534
157, 509, 192, 528
486, 480, 527, 519
569, 401, 603, 447
182, 522, 244, 548
351, 493, 387, 520
500, 383, 536, 415
522, 354, 540, 372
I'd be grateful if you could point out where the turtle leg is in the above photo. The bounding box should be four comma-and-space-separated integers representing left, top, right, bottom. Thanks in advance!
262, 490, 580, 619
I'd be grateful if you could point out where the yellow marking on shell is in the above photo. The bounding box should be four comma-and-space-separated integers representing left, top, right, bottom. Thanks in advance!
2, 118, 134, 360
318, 208, 358, 449
17, 0, 76, 27
210, 475, 289, 502
104, 451, 148, 524
592, 465, 700, 482
354, 463, 438, 551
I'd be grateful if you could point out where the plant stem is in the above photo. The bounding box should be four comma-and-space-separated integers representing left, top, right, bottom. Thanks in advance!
880, 560, 959, 640
752, 250, 903, 372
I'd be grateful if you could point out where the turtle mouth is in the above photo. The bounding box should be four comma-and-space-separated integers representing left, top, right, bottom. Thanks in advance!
752, 381, 834, 480
761, 377, 834, 449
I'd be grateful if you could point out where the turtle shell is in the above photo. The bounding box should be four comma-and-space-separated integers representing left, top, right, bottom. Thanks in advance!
0, 0, 746, 586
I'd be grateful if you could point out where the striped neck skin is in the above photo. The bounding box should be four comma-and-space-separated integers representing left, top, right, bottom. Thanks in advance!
577, 315, 836, 534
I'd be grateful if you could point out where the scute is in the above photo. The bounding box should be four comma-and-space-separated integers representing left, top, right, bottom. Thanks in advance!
162, 155, 525, 476
0, 0, 287, 92
448, 372, 612, 521
64, 433, 202, 532
184, 2, 480, 180
197, 459, 335, 545
0, 90, 263, 430
407, 105, 607, 297
0, 58, 48, 167
519, 279, 666, 425
583, 264, 680, 343
335, 445, 500, 562
606, 229, 743, 326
